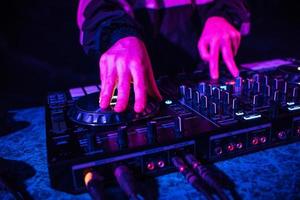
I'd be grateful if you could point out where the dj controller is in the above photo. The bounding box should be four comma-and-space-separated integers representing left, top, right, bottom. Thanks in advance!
46, 59, 300, 199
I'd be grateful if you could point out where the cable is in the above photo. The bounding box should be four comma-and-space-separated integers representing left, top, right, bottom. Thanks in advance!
84, 171, 106, 200
114, 165, 143, 200
184, 154, 229, 200
171, 156, 213, 200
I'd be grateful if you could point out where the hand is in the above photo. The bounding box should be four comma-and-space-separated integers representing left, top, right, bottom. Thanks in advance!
198, 16, 241, 79
99, 36, 162, 113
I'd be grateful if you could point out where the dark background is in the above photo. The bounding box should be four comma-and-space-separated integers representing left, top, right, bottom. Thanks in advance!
1, 0, 300, 109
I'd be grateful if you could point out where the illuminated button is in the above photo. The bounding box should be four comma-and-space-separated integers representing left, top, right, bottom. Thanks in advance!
227, 143, 235, 152
243, 114, 261, 120
165, 100, 173, 105
236, 142, 243, 149
220, 85, 227, 90
288, 105, 300, 111
147, 162, 155, 171
251, 137, 259, 145
157, 160, 165, 168
287, 102, 295, 106
235, 111, 244, 116
260, 136, 267, 143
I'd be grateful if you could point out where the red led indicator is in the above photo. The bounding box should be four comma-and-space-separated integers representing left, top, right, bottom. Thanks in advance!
227, 143, 235, 152
252, 137, 259, 145
147, 162, 155, 170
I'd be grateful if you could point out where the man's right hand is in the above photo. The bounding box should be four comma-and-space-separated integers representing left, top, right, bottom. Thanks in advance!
99, 36, 162, 113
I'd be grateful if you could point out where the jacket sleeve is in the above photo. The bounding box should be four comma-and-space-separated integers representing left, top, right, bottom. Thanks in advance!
197, 0, 251, 35
78, 0, 143, 59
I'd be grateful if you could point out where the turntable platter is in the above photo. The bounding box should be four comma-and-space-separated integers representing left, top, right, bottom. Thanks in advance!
68, 93, 160, 126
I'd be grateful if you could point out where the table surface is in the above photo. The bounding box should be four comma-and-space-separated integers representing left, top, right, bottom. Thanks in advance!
0, 107, 300, 200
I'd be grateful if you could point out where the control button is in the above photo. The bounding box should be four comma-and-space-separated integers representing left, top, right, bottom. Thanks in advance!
227, 143, 235, 152
251, 137, 259, 145
260, 136, 267, 143
157, 160, 165, 168
236, 142, 243, 149
147, 162, 155, 171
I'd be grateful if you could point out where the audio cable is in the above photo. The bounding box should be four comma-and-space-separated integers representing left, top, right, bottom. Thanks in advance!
184, 154, 229, 200
171, 156, 213, 200
84, 171, 106, 200
114, 165, 144, 200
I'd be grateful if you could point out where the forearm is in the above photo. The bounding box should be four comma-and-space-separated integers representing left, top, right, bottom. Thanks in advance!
197, 0, 251, 35
77, 0, 143, 58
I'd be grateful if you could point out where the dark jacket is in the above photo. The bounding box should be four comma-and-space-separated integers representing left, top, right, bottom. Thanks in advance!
77, 0, 250, 75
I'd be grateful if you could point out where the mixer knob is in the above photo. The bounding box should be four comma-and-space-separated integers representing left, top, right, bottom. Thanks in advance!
187, 87, 193, 100
232, 98, 238, 111
246, 78, 252, 91
223, 92, 230, 105
253, 94, 263, 107
207, 84, 213, 96
234, 77, 242, 93
194, 91, 200, 105
179, 85, 186, 99
213, 88, 221, 101
198, 82, 206, 95
200, 95, 208, 112
262, 75, 269, 86
273, 90, 281, 102
273, 78, 279, 90
175, 116, 184, 138
118, 126, 128, 150
147, 121, 158, 145
266, 85, 271, 97
253, 74, 260, 82
222, 92, 230, 114
283, 82, 288, 94
210, 102, 217, 116
293, 87, 299, 100
253, 82, 260, 94
235, 76, 242, 88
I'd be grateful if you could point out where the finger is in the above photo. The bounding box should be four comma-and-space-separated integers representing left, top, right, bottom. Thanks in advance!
221, 39, 239, 78
209, 38, 220, 79
130, 61, 147, 113
100, 56, 117, 109
145, 58, 162, 101
231, 31, 241, 56
198, 38, 210, 61
99, 55, 108, 97
114, 59, 131, 112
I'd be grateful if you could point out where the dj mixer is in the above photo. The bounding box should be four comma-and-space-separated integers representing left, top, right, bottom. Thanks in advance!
45, 59, 300, 199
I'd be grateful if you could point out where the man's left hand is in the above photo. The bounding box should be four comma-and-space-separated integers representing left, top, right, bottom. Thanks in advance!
198, 16, 241, 79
